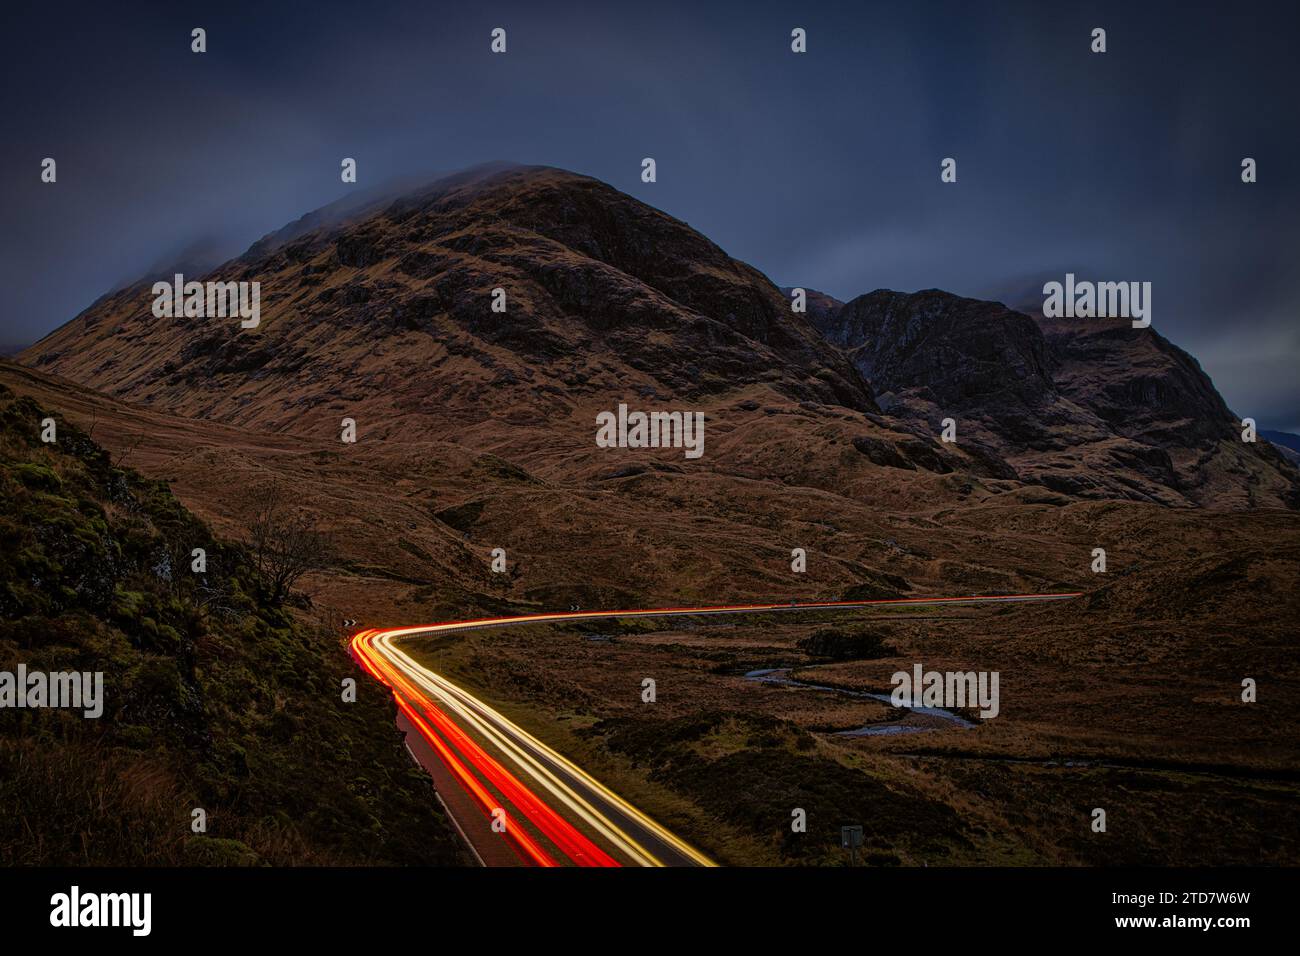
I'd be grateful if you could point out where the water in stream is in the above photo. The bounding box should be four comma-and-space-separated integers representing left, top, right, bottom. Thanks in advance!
743, 667, 976, 736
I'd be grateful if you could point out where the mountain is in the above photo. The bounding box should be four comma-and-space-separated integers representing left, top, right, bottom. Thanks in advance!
21, 163, 1297, 510
780, 286, 843, 325
814, 289, 1299, 509
23, 165, 874, 446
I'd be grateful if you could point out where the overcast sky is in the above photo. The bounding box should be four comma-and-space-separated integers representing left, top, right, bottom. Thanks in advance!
3, 0, 1297, 429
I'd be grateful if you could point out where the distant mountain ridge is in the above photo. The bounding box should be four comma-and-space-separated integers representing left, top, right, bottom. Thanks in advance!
1263, 429, 1300, 453
1263, 430, 1300, 468
814, 288, 1298, 508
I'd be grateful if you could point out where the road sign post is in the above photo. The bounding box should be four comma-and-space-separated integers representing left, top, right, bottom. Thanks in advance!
841, 825, 863, 866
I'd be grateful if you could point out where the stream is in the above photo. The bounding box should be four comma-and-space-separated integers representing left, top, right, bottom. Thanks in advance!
743, 667, 976, 736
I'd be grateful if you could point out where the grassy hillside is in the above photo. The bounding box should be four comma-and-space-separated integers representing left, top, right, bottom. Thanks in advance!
0, 384, 463, 865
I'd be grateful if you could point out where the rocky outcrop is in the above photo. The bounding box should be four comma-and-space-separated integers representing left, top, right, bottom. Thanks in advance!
815, 289, 1298, 509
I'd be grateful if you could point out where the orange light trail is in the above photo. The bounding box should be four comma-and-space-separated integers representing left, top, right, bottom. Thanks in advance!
351, 592, 1082, 866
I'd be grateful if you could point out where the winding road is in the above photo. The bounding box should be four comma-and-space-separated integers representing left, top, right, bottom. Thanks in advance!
350, 591, 1082, 866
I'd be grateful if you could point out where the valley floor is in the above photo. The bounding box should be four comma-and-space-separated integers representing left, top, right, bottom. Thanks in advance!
4, 360, 1296, 865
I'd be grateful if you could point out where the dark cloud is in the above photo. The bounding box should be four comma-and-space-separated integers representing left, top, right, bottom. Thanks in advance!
2, 0, 1296, 428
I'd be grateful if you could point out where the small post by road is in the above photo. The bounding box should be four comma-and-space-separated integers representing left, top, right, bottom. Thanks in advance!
841, 825, 863, 866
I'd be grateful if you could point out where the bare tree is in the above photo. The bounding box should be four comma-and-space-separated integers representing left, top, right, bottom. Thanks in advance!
112, 429, 145, 468
245, 483, 330, 605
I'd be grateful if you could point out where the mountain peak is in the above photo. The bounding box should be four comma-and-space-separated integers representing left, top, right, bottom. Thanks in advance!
813, 287, 1298, 508
23, 165, 876, 440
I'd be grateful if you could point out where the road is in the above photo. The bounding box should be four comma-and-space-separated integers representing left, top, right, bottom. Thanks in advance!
350, 591, 1082, 866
